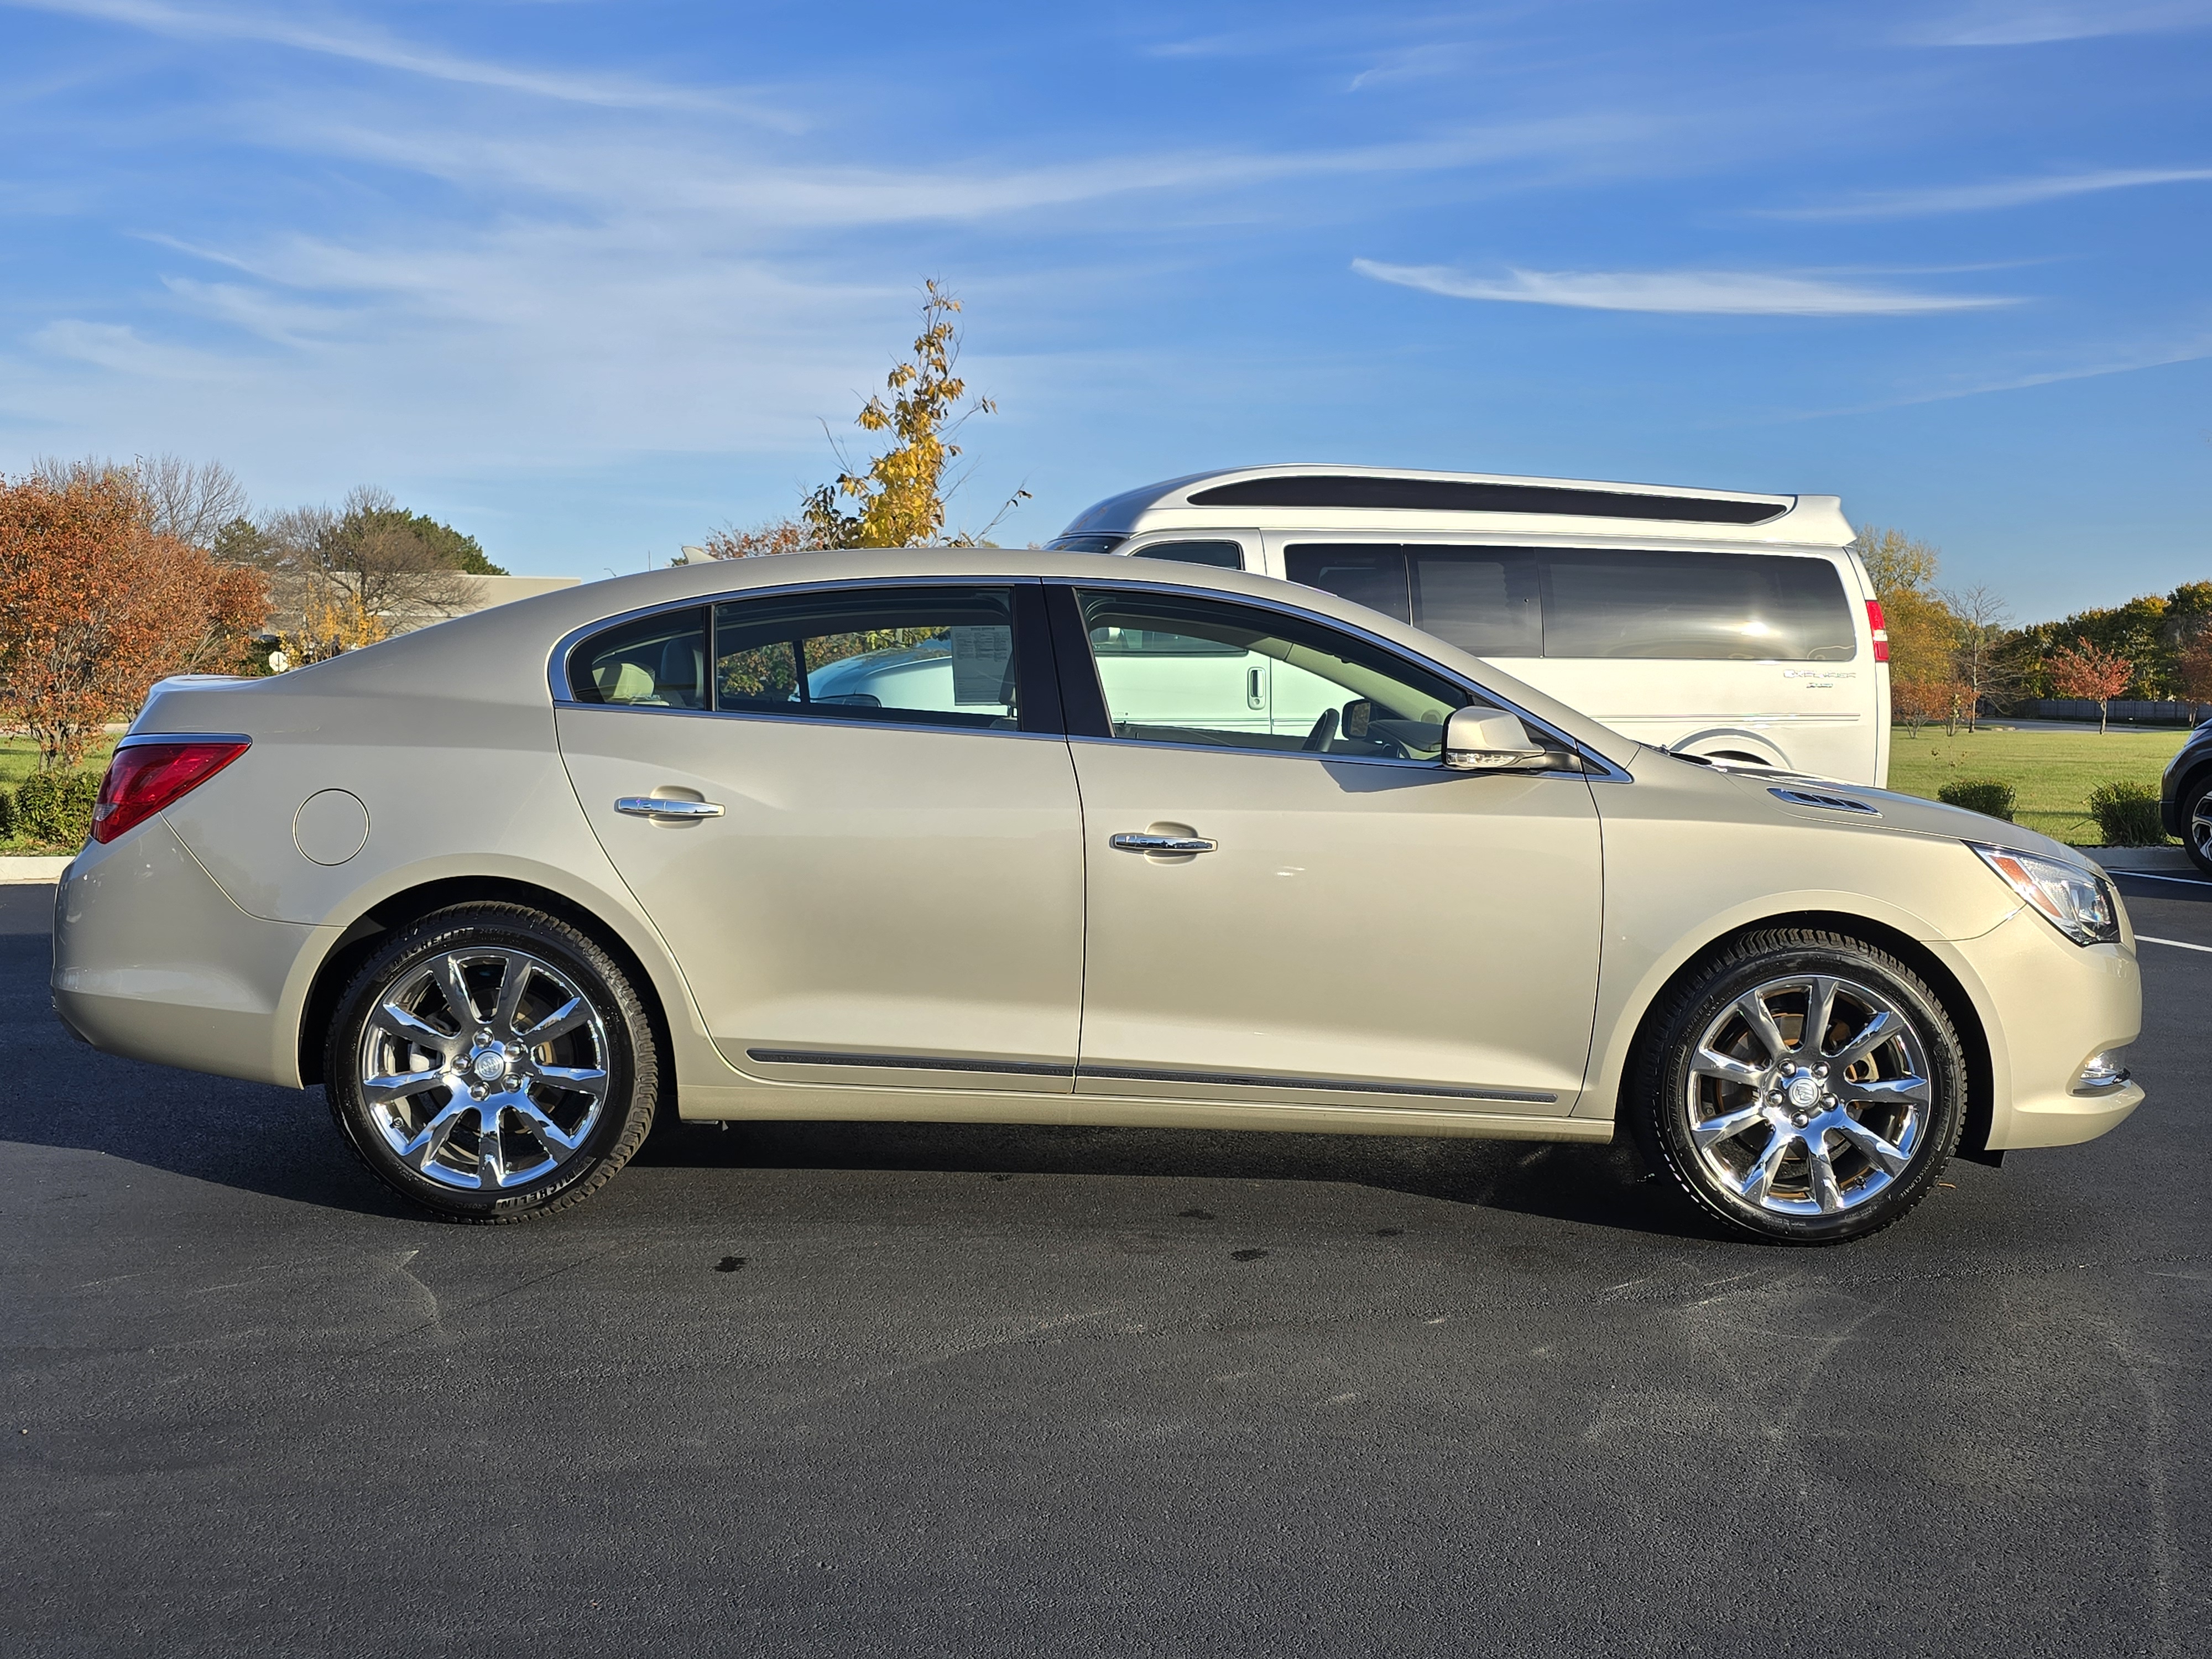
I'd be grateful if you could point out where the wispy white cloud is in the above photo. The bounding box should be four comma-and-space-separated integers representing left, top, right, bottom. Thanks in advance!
1904, 2, 2212, 46
255, 108, 1656, 231
1766, 166, 2212, 218
1352, 259, 2016, 316
1349, 44, 1476, 92
30, 318, 233, 378
1, 0, 776, 118
1787, 331, 2212, 418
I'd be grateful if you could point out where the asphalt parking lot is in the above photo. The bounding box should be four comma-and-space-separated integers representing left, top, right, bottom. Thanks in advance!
4, 875, 2208, 1658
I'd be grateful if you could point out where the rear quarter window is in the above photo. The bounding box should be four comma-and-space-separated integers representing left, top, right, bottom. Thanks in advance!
566, 607, 711, 707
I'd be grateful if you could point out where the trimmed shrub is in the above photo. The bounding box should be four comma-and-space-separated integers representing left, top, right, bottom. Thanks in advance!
1938, 778, 2016, 821
2087, 780, 2166, 848
0, 786, 15, 840
13, 769, 101, 848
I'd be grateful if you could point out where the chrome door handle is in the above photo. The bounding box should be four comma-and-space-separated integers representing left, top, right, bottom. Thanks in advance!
615, 796, 725, 820
1110, 832, 1217, 854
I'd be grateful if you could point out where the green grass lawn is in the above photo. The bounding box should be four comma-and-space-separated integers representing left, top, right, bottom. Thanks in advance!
1, 733, 117, 854
1885, 723, 2187, 846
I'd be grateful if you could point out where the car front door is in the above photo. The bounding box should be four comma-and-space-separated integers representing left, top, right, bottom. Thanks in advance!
555, 581, 1084, 1091
1053, 582, 1604, 1114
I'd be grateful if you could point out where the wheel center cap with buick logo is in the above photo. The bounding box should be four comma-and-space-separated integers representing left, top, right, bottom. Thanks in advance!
1787, 1076, 1823, 1110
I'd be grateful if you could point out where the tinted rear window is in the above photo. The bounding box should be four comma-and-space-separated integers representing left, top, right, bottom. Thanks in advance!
1284, 544, 1853, 662
1542, 550, 1853, 661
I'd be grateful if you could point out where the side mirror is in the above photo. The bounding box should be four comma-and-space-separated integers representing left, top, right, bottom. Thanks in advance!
1442, 707, 1553, 772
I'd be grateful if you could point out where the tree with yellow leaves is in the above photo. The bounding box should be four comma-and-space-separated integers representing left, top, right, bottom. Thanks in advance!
804, 280, 1026, 548
708, 282, 1025, 560
280, 587, 389, 667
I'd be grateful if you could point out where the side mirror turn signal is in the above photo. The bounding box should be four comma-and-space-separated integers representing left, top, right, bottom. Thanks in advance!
1442, 707, 1554, 773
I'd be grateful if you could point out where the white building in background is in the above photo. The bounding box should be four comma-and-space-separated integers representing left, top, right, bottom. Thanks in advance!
451, 575, 583, 612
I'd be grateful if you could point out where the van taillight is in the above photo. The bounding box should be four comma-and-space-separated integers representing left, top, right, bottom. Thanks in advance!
92, 740, 250, 844
1866, 600, 1890, 663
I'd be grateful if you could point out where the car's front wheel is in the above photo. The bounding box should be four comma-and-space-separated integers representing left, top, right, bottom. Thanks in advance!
324, 904, 660, 1222
1636, 928, 1965, 1244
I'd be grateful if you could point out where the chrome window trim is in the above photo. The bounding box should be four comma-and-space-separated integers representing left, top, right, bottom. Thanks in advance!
1065, 733, 1580, 777
1063, 574, 1631, 783
558, 699, 1067, 744
546, 573, 1044, 708
543, 569, 1632, 784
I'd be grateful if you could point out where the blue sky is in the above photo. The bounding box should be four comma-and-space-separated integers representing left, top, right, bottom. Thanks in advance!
1, 1, 2207, 619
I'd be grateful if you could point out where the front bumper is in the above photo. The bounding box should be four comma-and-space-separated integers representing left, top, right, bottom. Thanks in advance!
1943, 904, 2143, 1151
51, 820, 332, 1089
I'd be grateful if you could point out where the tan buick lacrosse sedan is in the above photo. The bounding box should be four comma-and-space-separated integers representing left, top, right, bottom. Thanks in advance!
52, 549, 2141, 1243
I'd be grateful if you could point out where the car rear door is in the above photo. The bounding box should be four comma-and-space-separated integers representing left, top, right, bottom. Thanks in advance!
554, 580, 1084, 1092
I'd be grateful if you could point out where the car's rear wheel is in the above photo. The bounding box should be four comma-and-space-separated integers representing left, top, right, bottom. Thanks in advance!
1636, 929, 1965, 1244
2183, 776, 2212, 878
324, 904, 659, 1223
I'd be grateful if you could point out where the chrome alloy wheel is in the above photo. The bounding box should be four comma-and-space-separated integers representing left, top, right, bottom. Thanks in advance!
1683, 973, 1930, 1219
2191, 789, 2212, 865
355, 948, 612, 1191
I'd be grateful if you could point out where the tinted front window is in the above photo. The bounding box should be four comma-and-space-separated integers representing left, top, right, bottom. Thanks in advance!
1543, 550, 1853, 661
568, 608, 709, 708
712, 586, 1021, 729
1076, 587, 1472, 758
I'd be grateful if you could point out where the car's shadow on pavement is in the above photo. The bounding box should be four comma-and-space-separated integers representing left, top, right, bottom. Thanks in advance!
635, 1116, 1702, 1239
6, 905, 1697, 1239
13, 1077, 1703, 1237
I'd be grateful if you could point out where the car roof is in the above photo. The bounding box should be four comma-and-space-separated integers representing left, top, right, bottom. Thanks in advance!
1057, 464, 1854, 549
275, 546, 1642, 765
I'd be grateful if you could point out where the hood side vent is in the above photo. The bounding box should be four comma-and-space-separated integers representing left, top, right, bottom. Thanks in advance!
1770, 787, 1880, 817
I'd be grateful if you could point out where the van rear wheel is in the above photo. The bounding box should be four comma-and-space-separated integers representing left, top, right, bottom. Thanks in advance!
1636, 929, 1965, 1244
324, 904, 659, 1223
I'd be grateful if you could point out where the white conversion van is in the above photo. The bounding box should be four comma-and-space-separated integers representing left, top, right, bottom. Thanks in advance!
1047, 466, 1892, 786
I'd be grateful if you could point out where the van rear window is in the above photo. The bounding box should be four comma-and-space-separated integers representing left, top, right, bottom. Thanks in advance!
1284, 544, 1854, 662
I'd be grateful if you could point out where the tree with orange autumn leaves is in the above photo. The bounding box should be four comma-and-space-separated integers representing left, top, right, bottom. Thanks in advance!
0, 467, 268, 769
2049, 637, 2134, 735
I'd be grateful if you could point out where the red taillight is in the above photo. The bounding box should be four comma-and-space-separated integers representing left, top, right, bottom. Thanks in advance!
1866, 599, 1890, 664
92, 740, 249, 844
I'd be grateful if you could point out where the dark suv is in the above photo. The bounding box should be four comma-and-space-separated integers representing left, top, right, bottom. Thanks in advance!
2161, 719, 2212, 875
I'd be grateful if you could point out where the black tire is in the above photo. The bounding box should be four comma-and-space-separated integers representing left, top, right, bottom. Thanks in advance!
2182, 775, 2212, 878
1634, 928, 1965, 1245
324, 903, 660, 1223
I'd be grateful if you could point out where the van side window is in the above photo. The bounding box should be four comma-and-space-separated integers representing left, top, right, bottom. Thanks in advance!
1282, 545, 1543, 655
1543, 550, 1853, 661
1131, 540, 1245, 570
567, 607, 710, 708
1285, 543, 1852, 662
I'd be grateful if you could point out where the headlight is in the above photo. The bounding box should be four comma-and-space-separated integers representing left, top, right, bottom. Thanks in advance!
1969, 843, 2122, 947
